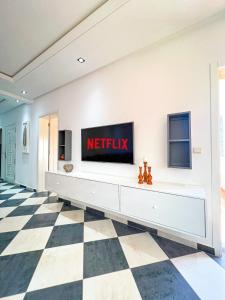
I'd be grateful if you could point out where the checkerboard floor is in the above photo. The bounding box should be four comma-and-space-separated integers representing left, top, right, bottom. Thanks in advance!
0, 181, 225, 300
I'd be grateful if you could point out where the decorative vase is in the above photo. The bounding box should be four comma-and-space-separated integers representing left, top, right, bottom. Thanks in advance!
138, 167, 144, 184
63, 164, 74, 173
147, 166, 152, 185
143, 161, 148, 183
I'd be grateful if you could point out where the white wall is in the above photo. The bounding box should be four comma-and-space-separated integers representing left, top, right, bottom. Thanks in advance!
1, 16, 225, 246
220, 78, 225, 189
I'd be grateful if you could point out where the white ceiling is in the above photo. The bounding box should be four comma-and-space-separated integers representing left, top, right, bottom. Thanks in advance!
0, 90, 32, 115
1, 0, 225, 113
0, 95, 22, 115
0, 0, 107, 76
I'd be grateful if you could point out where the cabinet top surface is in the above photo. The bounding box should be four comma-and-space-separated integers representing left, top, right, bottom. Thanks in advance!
46, 171, 205, 200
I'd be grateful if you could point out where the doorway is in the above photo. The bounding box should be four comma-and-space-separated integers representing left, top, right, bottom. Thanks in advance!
38, 113, 58, 191
5, 125, 16, 183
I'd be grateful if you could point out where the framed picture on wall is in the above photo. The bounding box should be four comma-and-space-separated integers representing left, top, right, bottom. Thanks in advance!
22, 121, 30, 153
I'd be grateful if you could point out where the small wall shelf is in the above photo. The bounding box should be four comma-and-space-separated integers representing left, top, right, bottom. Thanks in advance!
58, 130, 72, 161
168, 112, 192, 169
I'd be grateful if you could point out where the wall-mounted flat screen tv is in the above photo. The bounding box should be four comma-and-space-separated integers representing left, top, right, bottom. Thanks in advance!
81, 122, 134, 164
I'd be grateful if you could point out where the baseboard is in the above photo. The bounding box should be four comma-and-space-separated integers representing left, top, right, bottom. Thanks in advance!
15, 181, 36, 192
86, 206, 105, 217
128, 220, 158, 236
197, 243, 215, 255
58, 198, 71, 206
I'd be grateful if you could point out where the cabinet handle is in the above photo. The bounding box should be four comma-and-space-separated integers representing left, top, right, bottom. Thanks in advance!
152, 204, 156, 209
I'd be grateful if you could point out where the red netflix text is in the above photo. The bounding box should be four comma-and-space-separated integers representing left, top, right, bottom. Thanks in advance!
87, 138, 128, 151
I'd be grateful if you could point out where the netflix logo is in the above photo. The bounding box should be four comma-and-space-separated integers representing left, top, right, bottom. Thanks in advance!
87, 138, 128, 151
81, 122, 134, 164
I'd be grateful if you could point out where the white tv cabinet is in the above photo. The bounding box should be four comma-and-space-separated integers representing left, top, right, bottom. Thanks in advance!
45, 171, 206, 239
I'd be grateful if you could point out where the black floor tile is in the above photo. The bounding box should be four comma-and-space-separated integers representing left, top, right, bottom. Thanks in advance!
86, 206, 105, 217
31, 192, 50, 198
46, 223, 84, 248
0, 199, 26, 207
0, 250, 43, 297
84, 211, 106, 222
132, 260, 200, 300
0, 231, 18, 254
7, 205, 40, 217
0, 190, 7, 194
23, 213, 59, 229
24, 281, 82, 300
112, 220, 143, 237
128, 220, 158, 235
84, 238, 129, 278
61, 203, 81, 211
0, 194, 16, 200
152, 235, 199, 259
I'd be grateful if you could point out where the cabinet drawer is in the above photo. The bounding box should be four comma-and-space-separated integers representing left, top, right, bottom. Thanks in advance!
45, 173, 119, 211
90, 180, 119, 211
45, 173, 64, 194
120, 186, 205, 237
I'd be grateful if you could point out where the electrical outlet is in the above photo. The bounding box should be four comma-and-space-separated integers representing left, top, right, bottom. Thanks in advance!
193, 147, 202, 154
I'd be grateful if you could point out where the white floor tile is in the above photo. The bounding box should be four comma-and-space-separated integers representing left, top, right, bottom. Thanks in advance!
28, 243, 83, 291
9, 192, 34, 200
0, 207, 16, 218
0, 293, 26, 300
83, 269, 141, 300
20, 197, 47, 206
0, 215, 32, 233
84, 219, 117, 242
172, 252, 225, 300
1, 189, 24, 195
1, 227, 53, 255
119, 232, 168, 268
35, 203, 63, 214
55, 210, 84, 225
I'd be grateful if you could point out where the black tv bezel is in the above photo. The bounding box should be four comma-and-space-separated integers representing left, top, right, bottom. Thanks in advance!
81, 122, 134, 164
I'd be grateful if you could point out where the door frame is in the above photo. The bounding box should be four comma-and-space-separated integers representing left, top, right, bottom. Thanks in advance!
4, 124, 16, 183
210, 60, 223, 256
37, 112, 58, 192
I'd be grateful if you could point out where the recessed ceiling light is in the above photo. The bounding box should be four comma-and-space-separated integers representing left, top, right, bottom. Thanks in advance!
77, 57, 85, 63
21, 90, 27, 95
16, 99, 19, 103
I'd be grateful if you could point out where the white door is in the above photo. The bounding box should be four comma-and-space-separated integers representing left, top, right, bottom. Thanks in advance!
5, 125, 16, 183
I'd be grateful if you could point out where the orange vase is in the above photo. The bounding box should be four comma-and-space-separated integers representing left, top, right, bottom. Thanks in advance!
143, 161, 148, 182
138, 167, 144, 184
147, 166, 152, 185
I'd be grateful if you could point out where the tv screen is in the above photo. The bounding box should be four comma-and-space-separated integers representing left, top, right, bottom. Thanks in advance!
81, 122, 134, 164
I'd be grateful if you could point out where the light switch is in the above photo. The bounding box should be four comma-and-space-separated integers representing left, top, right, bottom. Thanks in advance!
193, 147, 202, 154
